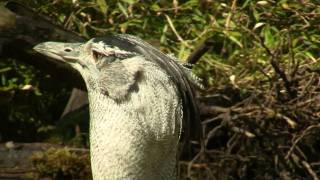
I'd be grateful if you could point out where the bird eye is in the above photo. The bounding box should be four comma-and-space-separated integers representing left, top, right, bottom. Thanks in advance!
64, 48, 73, 52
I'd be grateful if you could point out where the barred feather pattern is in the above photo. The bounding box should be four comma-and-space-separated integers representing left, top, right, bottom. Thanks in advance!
87, 57, 182, 180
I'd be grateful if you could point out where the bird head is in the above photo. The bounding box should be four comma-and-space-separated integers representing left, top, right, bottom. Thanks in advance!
34, 38, 140, 99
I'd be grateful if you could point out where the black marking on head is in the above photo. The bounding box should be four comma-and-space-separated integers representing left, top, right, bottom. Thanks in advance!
127, 70, 141, 93
97, 61, 141, 101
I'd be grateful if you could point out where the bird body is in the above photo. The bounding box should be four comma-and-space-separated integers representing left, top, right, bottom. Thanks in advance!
88, 57, 181, 179
34, 35, 199, 180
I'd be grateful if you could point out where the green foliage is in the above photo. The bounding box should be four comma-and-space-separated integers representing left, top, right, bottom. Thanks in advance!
13, 0, 319, 88
0, 58, 71, 141
31, 148, 91, 179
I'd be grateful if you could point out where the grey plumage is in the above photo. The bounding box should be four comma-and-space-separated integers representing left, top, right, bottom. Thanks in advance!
34, 34, 200, 179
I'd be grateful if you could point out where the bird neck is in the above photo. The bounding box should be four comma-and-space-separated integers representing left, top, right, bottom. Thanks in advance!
86, 62, 182, 179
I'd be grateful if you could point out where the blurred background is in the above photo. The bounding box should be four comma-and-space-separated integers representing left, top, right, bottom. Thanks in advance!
0, 0, 320, 179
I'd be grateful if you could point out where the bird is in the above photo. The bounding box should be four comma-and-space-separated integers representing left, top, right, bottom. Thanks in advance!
34, 34, 200, 180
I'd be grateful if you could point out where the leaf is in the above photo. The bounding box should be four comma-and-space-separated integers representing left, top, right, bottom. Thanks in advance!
121, 0, 137, 4
257, 1, 269, 6
117, 2, 129, 18
229, 35, 243, 48
0, 67, 12, 73
253, 22, 265, 30
252, 8, 260, 21
305, 52, 317, 62
142, 18, 148, 29
160, 24, 168, 44
241, 0, 251, 8
224, 31, 243, 48
262, 27, 272, 46
96, 0, 108, 15
151, 3, 160, 11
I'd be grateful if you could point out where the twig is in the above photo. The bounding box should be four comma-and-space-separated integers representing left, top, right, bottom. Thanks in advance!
241, 26, 297, 98
231, 127, 256, 138
186, 38, 215, 65
173, 0, 178, 14
301, 160, 319, 180
187, 145, 205, 178
285, 124, 320, 160
225, 0, 237, 30
269, 46, 297, 99
164, 14, 191, 48
288, 31, 299, 79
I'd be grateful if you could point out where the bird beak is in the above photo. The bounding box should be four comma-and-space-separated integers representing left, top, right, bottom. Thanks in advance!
33, 42, 66, 62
